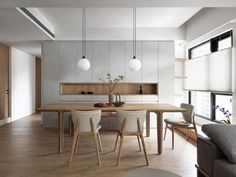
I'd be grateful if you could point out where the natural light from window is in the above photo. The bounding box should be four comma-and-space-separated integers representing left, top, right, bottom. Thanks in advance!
191, 42, 211, 59
218, 37, 232, 50
215, 95, 232, 123
191, 91, 211, 119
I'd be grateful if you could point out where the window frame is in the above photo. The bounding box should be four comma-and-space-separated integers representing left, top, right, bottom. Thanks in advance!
189, 91, 232, 122
212, 93, 232, 122
188, 30, 233, 59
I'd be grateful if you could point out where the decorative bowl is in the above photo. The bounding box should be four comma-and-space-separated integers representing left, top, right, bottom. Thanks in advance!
113, 102, 125, 107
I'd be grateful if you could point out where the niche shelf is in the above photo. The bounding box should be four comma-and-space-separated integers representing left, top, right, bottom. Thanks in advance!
60, 83, 158, 95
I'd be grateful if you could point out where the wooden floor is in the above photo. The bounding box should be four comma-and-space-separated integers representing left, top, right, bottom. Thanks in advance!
0, 114, 197, 177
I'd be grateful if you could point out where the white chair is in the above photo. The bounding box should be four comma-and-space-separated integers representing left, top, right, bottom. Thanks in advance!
164, 103, 198, 149
68, 110, 102, 166
114, 110, 149, 166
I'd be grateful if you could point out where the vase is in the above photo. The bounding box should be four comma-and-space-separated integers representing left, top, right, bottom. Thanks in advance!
108, 93, 114, 106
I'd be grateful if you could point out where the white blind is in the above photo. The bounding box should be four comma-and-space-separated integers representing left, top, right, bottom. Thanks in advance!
185, 55, 208, 90
191, 91, 211, 118
185, 48, 232, 92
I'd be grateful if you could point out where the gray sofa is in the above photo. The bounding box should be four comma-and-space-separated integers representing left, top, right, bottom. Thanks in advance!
196, 124, 236, 177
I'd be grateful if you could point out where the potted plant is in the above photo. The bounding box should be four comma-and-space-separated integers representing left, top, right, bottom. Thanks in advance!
215, 105, 232, 124
99, 73, 124, 106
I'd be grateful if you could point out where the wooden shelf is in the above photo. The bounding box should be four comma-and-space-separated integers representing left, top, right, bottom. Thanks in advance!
60, 83, 158, 95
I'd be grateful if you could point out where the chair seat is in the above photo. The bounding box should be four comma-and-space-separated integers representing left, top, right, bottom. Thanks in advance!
164, 118, 190, 126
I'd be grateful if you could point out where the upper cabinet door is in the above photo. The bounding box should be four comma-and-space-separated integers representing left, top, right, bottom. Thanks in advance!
59, 41, 78, 83
141, 42, 158, 82
158, 41, 175, 104
93, 41, 109, 82
125, 41, 142, 82
109, 41, 126, 79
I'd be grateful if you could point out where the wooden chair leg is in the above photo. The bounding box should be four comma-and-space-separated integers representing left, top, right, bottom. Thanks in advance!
186, 128, 189, 141
172, 126, 175, 150
194, 125, 198, 139
90, 118, 101, 166
114, 132, 120, 152
74, 135, 80, 152
193, 115, 198, 139
137, 135, 141, 151
140, 134, 149, 166
117, 133, 125, 166
68, 132, 78, 165
92, 132, 101, 166
137, 118, 149, 165
164, 123, 168, 140
97, 131, 103, 151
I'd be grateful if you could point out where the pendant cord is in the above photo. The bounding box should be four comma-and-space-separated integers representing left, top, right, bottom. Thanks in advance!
82, 8, 86, 58
133, 8, 136, 58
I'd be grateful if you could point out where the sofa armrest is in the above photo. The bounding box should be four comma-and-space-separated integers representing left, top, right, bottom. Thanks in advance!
197, 137, 224, 177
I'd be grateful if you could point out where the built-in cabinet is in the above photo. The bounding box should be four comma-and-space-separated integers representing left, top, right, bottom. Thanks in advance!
42, 41, 174, 127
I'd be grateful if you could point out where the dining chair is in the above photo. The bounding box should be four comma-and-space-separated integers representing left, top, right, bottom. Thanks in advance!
114, 110, 149, 166
68, 110, 102, 166
163, 103, 198, 149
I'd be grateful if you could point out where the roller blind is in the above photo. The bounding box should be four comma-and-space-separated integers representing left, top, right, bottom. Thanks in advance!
185, 48, 232, 92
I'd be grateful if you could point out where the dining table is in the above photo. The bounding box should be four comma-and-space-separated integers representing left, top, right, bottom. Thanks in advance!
37, 103, 185, 155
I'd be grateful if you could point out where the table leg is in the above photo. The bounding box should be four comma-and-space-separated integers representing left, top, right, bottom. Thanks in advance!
156, 111, 163, 155
146, 111, 150, 137
58, 110, 64, 154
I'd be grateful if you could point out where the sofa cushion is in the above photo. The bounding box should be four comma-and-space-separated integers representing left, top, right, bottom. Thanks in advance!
202, 124, 236, 163
214, 159, 236, 177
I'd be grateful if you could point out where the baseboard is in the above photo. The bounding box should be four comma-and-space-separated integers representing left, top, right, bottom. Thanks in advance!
0, 117, 12, 126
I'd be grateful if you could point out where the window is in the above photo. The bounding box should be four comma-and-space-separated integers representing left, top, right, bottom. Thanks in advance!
189, 91, 232, 122
214, 94, 232, 123
191, 42, 211, 59
218, 37, 232, 50
190, 91, 211, 119
189, 30, 233, 59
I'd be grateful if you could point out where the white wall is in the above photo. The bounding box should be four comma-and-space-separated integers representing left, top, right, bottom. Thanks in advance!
185, 7, 236, 42
11, 47, 35, 121
42, 40, 175, 127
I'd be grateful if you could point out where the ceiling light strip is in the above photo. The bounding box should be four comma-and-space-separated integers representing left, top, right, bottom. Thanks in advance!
17, 7, 55, 39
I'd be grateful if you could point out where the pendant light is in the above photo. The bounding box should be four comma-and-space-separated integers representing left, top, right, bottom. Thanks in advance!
77, 8, 90, 71
129, 8, 141, 71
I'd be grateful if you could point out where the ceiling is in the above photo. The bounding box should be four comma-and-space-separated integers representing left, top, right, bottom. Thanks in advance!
0, 7, 202, 57
0, 5, 234, 57
1, 0, 236, 7
39, 8, 201, 28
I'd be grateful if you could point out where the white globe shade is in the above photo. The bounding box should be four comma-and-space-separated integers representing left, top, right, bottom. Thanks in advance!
77, 58, 90, 71
129, 58, 141, 71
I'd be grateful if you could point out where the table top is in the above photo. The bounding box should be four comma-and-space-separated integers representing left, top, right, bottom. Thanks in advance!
123, 168, 181, 177
37, 103, 185, 113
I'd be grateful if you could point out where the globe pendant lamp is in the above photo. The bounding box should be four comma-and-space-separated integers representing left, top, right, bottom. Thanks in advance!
129, 8, 141, 71
77, 8, 90, 71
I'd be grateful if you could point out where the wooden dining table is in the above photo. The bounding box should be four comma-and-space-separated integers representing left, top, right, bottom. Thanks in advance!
37, 103, 185, 155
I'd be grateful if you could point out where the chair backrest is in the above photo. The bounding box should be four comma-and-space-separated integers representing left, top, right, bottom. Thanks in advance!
71, 110, 101, 132
116, 110, 147, 133
181, 103, 194, 124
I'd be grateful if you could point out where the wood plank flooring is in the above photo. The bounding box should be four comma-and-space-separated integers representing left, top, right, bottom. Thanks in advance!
0, 114, 197, 177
